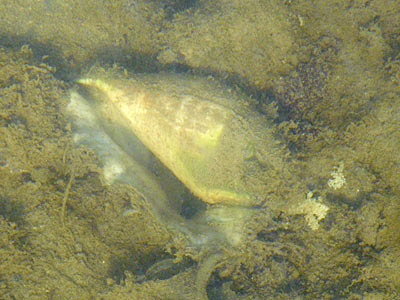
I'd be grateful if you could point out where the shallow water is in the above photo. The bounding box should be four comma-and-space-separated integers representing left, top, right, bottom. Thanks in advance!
0, 1, 399, 299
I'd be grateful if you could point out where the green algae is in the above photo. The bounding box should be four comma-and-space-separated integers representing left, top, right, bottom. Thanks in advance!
158, 0, 299, 90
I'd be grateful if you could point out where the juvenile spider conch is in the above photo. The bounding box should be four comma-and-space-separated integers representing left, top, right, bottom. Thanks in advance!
67, 67, 285, 246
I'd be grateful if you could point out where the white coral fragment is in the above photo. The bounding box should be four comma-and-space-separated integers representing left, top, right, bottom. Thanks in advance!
296, 192, 329, 231
328, 163, 346, 190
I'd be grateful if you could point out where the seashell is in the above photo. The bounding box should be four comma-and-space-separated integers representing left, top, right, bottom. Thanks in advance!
67, 67, 286, 247
73, 70, 275, 207
67, 69, 299, 297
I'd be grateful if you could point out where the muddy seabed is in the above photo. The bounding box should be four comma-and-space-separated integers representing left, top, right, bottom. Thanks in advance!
1, 1, 400, 299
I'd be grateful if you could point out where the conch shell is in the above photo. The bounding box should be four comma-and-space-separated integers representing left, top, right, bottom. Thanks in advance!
74, 70, 276, 207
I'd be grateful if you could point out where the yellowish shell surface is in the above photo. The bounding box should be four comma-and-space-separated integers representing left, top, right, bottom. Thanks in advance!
73, 69, 283, 208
